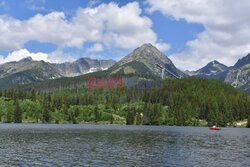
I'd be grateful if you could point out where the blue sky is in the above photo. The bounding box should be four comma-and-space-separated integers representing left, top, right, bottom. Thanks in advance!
0, 0, 249, 70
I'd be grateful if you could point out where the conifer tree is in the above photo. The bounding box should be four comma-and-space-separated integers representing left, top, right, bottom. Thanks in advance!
14, 100, 22, 123
110, 112, 114, 124
136, 112, 142, 125
126, 110, 135, 125
247, 115, 250, 128
42, 104, 50, 123
30, 87, 36, 101
75, 107, 79, 117
94, 105, 99, 122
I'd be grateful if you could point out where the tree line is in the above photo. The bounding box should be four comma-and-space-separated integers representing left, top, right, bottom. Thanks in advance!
0, 77, 249, 127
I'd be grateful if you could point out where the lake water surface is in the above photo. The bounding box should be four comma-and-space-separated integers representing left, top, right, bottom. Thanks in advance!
0, 124, 249, 166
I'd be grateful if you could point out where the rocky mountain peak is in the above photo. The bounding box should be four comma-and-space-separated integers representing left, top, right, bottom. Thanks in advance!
19, 56, 33, 63
234, 53, 250, 68
138, 43, 155, 50
212, 60, 220, 65
119, 43, 172, 66
113, 43, 186, 78
189, 60, 229, 80
197, 60, 228, 74
132, 43, 165, 60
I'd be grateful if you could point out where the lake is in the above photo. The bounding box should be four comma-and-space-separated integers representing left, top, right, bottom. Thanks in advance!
0, 124, 249, 166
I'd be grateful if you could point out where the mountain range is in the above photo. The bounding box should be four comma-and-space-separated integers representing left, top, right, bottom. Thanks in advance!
52, 57, 116, 77
185, 53, 250, 93
0, 57, 115, 88
185, 60, 228, 80
0, 43, 249, 95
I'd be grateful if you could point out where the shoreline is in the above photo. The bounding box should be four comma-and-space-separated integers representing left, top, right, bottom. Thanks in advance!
0, 122, 247, 128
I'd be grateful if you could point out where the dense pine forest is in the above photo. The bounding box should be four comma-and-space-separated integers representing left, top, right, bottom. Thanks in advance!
0, 77, 249, 127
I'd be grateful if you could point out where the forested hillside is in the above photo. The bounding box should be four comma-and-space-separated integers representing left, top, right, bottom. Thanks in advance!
1, 77, 249, 126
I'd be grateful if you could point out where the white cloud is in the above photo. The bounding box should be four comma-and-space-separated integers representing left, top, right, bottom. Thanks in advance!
147, 0, 250, 70
47, 49, 77, 63
90, 54, 103, 59
0, 48, 78, 64
0, 1, 169, 63
0, 55, 4, 63
154, 43, 171, 52
1, 49, 49, 64
74, 2, 169, 51
88, 0, 101, 7
27, 5, 53, 12
87, 43, 103, 53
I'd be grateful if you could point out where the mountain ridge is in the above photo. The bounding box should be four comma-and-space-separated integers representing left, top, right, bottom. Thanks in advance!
190, 52, 250, 94
234, 53, 250, 68
191, 60, 228, 78
52, 57, 116, 77
0, 44, 249, 96
0, 56, 116, 88
112, 43, 186, 78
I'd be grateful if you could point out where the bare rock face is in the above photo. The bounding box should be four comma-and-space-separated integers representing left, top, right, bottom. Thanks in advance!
225, 64, 250, 87
188, 53, 250, 93
234, 53, 250, 68
52, 58, 116, 77
114, 43, 186, 78
224, 53, 250, 89
192, 60, 228, 78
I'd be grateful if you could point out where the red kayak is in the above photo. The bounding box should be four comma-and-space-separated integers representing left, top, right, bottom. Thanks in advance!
209, 127, 221, 130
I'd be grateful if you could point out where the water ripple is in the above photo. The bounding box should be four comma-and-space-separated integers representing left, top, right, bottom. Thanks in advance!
0, 124, 249, 166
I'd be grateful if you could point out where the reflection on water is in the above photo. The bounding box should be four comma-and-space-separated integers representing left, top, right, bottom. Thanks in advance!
0, 124, 249, 166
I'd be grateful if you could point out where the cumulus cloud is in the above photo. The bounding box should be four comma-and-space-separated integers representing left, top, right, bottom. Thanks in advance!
47, 49, 77, 63
1, 49, 49, 64
154, 43, 171, 52
0, 2, 169, 62
0, 48, 78, 64
88, 0, 101, 7
87, 43, 103, 53
147, 0, 250, 70
90, 54, 103, 59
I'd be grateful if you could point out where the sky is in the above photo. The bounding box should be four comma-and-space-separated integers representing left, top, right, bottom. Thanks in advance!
0, 0, 249, 70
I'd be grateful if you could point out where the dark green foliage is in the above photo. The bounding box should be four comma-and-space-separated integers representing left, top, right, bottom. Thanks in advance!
0, 77, 249, 126
136, 112, 142, 125
6, 111, 12, 123
94, 105, 102, 122
126, 109, 135, 125
108, 60, 155, 77
110, 112, 114, 124
42, 96, 50, 123
30, 87, 36, 101
14, 100, 22, 123
247, 116, 250, 128
0, 69, 57, 89
75, 107, 79, 117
